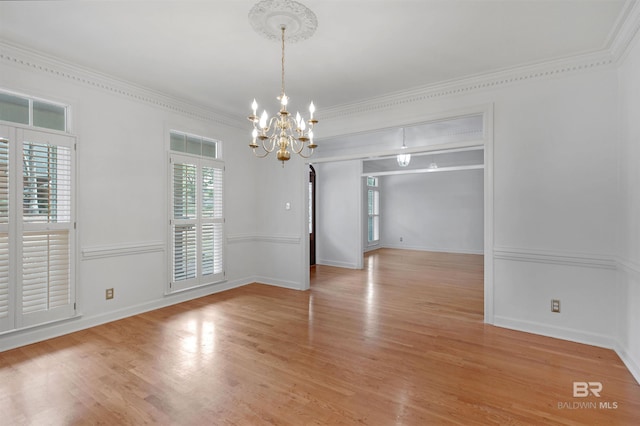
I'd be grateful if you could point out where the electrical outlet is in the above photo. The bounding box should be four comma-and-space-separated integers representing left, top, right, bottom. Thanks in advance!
551, 299, 560, 313
106, 288, 114, 300
400, 237, 403, 242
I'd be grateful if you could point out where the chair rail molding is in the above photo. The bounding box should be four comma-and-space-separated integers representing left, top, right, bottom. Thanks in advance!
493, 246, 616, 270
81, 241, 165, 260
227, 234, 301, 245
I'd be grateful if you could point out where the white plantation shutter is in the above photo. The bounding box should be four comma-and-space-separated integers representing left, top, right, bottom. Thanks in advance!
0, 234, 8, 321
201, 166, 223, 277
173, 224, 197, 281
0, 116, 75, 333
170, 150, 224, 292
172, 160, 198, 286
19, 130, 75, 328
23, 142, 72, 223
173, 162, 197, 220
22, 231, 70, 314
0, 136, 8, 224
0, 135, 9, 330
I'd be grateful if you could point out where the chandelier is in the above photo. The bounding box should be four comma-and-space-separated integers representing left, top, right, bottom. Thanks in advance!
247, 0, 318, 165
397, 128, 411, 167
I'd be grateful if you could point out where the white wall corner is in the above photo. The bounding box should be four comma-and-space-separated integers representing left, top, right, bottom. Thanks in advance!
614, 342, 640, 385
609, 0, 640, 63
493, 316, 617, 350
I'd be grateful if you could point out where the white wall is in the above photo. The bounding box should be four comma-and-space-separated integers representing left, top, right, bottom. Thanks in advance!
314, 160, 362, 269
0, 46, 257, 350
251, 156, 309, 289
617, 31, 640, 382
380, 169, 484, 254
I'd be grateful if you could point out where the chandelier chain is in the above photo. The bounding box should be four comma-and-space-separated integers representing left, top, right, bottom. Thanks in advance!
281, 26, 286, 97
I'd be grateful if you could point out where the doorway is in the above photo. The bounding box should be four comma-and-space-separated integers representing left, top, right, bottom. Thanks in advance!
309, 165, 316, 266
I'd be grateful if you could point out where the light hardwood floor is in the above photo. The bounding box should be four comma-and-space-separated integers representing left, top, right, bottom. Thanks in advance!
1, 249, 639, 425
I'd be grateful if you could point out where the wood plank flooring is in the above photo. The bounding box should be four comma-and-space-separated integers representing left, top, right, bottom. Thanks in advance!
1, 248, 639, 425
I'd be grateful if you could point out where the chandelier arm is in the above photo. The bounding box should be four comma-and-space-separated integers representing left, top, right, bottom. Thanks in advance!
290, 137, 306, 155
297, 148, 315, 159
262, 136, 277, 153
262, 116, 278, 134
252, 147, 272, 158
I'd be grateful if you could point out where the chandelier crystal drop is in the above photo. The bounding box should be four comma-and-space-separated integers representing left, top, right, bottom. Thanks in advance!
248, 12, 318, 165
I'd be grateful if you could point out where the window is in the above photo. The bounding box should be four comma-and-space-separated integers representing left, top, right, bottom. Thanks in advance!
0, 124, 76, 333
367, 176, 379, 245
169, 130, 224, 292
0, 91, 67, 132
170, 131, 218, 159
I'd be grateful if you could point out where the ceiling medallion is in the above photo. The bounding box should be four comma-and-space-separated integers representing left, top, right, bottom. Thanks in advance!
248, 0, 318, 43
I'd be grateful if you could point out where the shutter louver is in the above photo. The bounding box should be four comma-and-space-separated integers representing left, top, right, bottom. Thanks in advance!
202, 166, 223, 277
202, 224, 214, 276
212, 167, 223, 219
22, 231, 70, 314
173, 163, 196, 220
0, 137, 8, 225
212, 222, 223, 274
173, 225, 197, 281
202, 166, 223, 219
172, 160, 198, 284
0, 234, 8, 320
0, 137, 8, 320
23, 142, 71, 224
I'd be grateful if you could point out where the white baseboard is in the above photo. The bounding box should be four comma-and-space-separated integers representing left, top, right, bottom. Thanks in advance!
252, 276, 305, 290
0, 278, 252, 353
493, 315, 616, 349
614, 343, 640, 385
382, 244, 484, 255
316, 259, 359, 269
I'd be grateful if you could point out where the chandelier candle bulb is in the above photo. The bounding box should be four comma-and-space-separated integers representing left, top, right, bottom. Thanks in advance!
250, 128, 259, 147
260, 110, 268, 129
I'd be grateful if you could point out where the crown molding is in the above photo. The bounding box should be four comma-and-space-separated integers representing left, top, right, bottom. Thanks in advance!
609, 0, 640, 62
318, 50, 616, 121
0, 41, 246, 129
319, 2, 640, 122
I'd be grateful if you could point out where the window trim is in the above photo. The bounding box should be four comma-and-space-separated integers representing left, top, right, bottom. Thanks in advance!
0, 89, 69, 133
0, 124, 77, 334
367, 176, 380, 246
167, 130, 225, 294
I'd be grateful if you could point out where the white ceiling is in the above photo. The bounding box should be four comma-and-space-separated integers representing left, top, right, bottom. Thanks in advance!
0, 0, 628, 120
